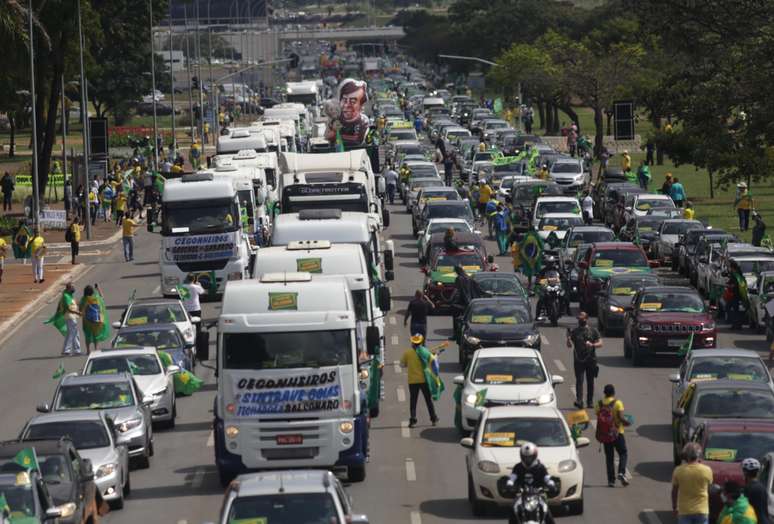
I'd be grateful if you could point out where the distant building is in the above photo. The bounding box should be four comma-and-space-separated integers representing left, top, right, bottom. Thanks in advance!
157, 50, 186, 72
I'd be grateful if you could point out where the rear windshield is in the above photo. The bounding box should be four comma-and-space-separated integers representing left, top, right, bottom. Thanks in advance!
536, 201, 580, 217
25, 421, 110, 449
568, 230, 615, 246
592, 249, 648, 267
228, 493, 340, 524
689, 357, 769, 382
694, 389, 774, 419
472, 357, 545, 385
552, 163, 582, 174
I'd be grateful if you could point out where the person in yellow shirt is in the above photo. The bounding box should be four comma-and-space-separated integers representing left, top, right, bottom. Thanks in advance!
0, 236, 6, 283
538, 164, 550, 180
122, 213, 138, 262
68, 217, 82, 265
595, 384, 630, 487
114, 191, 128, 226
622, 150, 632, 172
30, 229, 46, 283
400, 334, 438, 428
683, 202, 695, 220
477, 178, 493, 221
735, 182, 754, 232
671, 442, 713, 522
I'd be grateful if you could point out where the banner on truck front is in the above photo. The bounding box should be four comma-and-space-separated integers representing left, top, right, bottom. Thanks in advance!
163, 233, 236, 263
233, 369, 343, 416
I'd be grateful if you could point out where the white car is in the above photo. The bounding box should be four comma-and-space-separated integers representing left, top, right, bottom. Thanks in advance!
495, 175, 532, 201
461, 406, 588, 515
417, 218, 475, 263
454, 347, 564, 432
536, 213, 584, 242
532, 196, 581, 229
625, 194, 675, 223
114, 298, 199, 347
83, 348, 179, 428
549, 158, 588, 193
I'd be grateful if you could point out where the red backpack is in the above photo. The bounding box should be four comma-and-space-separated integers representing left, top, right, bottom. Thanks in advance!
595, 400, 618, 444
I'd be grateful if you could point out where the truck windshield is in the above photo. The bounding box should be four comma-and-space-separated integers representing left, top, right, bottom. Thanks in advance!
223, 330, 353, 369
286, 93, 317, 105
162, 198, 239, 235
229, 493, 340, 524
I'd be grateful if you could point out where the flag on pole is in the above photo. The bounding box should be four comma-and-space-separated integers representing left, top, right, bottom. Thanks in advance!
176, 285, 191, 301
474, 388, 488, 408
12, 448, 38, 471
52, 362, 65, 380
677, 332, 695, 358
0, 493, 9, 515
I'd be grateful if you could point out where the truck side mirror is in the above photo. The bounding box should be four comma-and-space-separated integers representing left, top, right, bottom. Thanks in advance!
384, 244, 395, 271
366, 326, 380, 356
382, 207, 391, 228
384, 270, 395, 282
378, 286, 392, 312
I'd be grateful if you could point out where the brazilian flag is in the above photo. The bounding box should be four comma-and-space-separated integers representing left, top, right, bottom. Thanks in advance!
519, 230, 544, 278
335, 129, 345, 153
44, 291, 75, 337
52, 362, 65, 380
366, 358, 381, 412
676, 332, 694, 358
13, 224, 31, 259
80, 288, 111, 344
415, 344, 444, 401
12, 448, 38, 470
158, 350, 203, 396
176, 285, 191, 301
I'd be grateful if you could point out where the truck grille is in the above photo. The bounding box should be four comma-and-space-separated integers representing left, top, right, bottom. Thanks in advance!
262, 447, 319, 460
177, 259, 230, 272
651, 324, 702, 333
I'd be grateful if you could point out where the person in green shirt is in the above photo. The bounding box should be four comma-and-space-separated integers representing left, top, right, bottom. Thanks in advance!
637, 160, 651, 190
718, 481, 758, 524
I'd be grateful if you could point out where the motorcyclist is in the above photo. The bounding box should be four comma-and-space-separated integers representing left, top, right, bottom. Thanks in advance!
506, 442, 556, 524
534, 256, 568, 320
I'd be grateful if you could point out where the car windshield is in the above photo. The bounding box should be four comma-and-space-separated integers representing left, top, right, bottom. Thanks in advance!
411, 180, 443, 191
86, 355, 161, 376
428, 222, 470, 236
427, 204, 473, 222
25, 421, 110, 449
513, 185, 548, 201
475, 276, 524, 296
703, 432, 774, 462
38, 454, 73, 485
0, 474, 35, 518
694, 389, 774, 418
390, 130, 415, 140
56, 382, 135, 410
636, 198, 675, 211
609, 278, 659, 296
468, 302, 531, 324
639, 292, 704, 313
552, 163, 582, 174
422, 190, 458, 201
537, 201, 580, 217
474, 152, 493, 162
689, 357, 769, 382
539, 216, 582, 231
162, 198, 240, 235
114, 328, 183, 350
125, 303, 187, 326
662, 222, 701, 235
739, 260, 774, 274
592, 249, 648, 267
223, 330, 352, 369
228, 493, 340, 524
471, 357, 545, 385
568, 230, 615, 247
481, 418, 569, 447
435, 253, 483, 273
636, 219, 663, 232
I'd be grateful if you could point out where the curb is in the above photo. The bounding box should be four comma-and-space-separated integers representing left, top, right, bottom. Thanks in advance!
47, 216, 145, 250
0, 263, 94, 349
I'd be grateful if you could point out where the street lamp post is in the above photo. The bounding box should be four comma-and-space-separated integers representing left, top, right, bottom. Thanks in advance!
168, 8, 176, 158
149, 0, 159, 172
27, 0, 41, 228
76, 0, 92, 239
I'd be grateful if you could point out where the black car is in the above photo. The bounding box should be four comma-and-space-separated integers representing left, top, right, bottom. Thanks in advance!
675, 229, 730, 276
135, 102, 175, 116
456, 298, 540, 367
0, 456, 62, 523
618, 216, 667, 256
0, 439, 99, 524
596, 273, 661, 335
414, 200, 475, 237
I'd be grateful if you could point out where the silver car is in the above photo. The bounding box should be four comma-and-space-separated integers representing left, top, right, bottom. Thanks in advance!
39, 373, 153, 468
21, 410, 131, 510
83, 348, 179, 428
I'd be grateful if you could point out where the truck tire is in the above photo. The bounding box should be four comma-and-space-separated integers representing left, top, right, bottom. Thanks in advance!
348, 464, 366, 482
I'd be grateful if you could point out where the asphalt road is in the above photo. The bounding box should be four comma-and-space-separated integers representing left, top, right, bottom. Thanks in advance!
0, 200, 767, 524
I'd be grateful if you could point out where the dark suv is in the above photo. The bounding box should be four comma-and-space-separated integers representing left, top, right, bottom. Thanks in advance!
0, 439, 99, 524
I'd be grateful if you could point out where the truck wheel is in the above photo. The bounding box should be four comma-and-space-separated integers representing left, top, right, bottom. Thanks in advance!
348, 464, 366, 482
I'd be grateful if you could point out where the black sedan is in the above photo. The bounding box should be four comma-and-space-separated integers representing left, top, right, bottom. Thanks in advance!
596, 273, 661, 335
456, 298, 540, 368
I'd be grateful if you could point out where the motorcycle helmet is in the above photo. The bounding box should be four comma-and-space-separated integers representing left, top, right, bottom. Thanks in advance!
520, 442, 539, 468
742, 458, 761, 473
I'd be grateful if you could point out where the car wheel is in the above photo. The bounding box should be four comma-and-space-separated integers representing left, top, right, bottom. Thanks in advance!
632, 347, 644, 367
348, 464, 366, 483
623, 334, 632, 358
148, 436, 155, 457
109, 492, 124, 511
567, 498, 584, 515
123, 470, 131, 496
468, 475, 487, 516
135, 453, 150, 470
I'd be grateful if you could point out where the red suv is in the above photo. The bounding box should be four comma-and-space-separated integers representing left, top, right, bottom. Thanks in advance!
623, 286, 716, 366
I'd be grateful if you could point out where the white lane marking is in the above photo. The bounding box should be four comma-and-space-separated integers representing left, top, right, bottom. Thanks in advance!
642, 509, 663, 524
410, 511, 422, 524
57, 256, 69, 264
405, 458, 416, 481
393, 360, 402, 374
152, 285, 161, 295
553, 359, 567, 372
397, 386, 406, 402
389, 316, 397, 325
541, 334, 550, 346
191, 467, 205, 488
401, 420, 410, 438
206, 430, 214, 448
177, 520, 188, 524
391, 335, 399, 346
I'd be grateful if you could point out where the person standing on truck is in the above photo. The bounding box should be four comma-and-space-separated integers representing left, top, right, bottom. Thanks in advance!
400, 334, 439, 428
404, 290, 434, 340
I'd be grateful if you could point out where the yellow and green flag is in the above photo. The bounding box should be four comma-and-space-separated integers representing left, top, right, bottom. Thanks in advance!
677, 332, 694, 358
0, 492, 9, 514
13, 448, 37, 470
44, 291, 75, 337
52, 362, 65, 380
80, 288, 111, 344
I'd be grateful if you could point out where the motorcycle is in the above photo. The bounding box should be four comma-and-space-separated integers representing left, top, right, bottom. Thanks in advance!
543, 278, 564, 327
509, 486, 551, 524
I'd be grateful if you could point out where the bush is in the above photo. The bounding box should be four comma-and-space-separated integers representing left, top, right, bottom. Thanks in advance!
0, 215, 20, 236
109, 127, 173, 148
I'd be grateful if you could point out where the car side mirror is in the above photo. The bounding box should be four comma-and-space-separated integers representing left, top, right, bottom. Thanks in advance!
190, 316, 201, 323
142, 396, 154, 406
460, 437, 474, 449
575, 437, 590, 448
551, 375, 564, 385
453, 375, 464, 386
668, 373, 681, 383
167, 365, 181, 374
366, 326, 380, 356
37, 403, 51, 413
111, 321, 121, 329
378, 286, 392, 312
672, 407, 685, 418
384, 241, 395, 270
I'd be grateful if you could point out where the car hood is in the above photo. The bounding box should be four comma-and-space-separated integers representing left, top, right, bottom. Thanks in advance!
464, 383, 552, 404
133, 374, 167, 397
466, 323, 536, 340
639, 311, 711, 324
78, 446, 118, 470
478, 444, 575, 472
550, 172, 582, 180
102, 405, 142, 424
589, 266, 651, 280
608, 295, 636, 308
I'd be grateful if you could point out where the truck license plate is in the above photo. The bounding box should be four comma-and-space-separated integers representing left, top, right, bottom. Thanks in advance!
668, 338, 687, 347
276, 434, 303, 445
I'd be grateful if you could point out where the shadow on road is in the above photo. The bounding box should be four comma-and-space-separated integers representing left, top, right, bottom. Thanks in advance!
634, 460, 673, 482
419, 426, 461, 443
120, 272, 161, 280
169, 421, 212, 433
127, 465, 222, 500
636, 423, 673, 443
732, 338, 770, 352
639, 509, 675, 524
390, 233, 414, 241
420, 498, 502, 520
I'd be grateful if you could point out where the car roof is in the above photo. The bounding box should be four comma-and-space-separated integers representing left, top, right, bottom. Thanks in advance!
61, 372, 132, 385
591, 242, 641, 250
469, 297, 529, 308
568, 226, 613, 233
0, 439, 71, 458
472, 272, 518, 281
703, 420, 774, 433
234, 470, 335, 496
536, 196, 579, 203
485, 405, 562, 419
427, 218, 469, 225
688, 348, 763, 359
429, 232, 481, 244
115, 323, 182, 334
473, 347, 542, 359
540, 213, 582, 219
552, 157, 582, 164
128, 298, 182, 306
637, 193, 672, 199
27, 410, 105, 424
426, 200, 469, 207
608, 273, 660, 282
88, 347, 159, 358
639, 285, 700, 295
692, 379, 773, 392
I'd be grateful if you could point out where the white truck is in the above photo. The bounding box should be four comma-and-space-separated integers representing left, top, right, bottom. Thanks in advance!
158, 172, 254, 297
278, 150, 389, 229
216, 128, 268, 155
214, 273, 376, 485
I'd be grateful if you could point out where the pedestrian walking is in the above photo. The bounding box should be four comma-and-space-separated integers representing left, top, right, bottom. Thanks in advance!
582, 191, 594, 224
494, 204, 510, 255
443, 153, 454, 186
404, 290, 434, 340
400, 334, 439, 428
477, 179, 493, 223
566, 311, 601, 408
637, 160, 651, 190
742, 458, 770, 524
735, 182, 754, 232
645, 141, 655, 166
80, 284, 110, 354
671, 442, 713, 524
383, 165, 398, 205
30, 229, 46, 283
718, 481, 758, 524
122, 212, 138, 262
670, 177, 686, 207
45, 283, 82, 356
752, 212, 766, 247
661, 172, 674, 196
63, 178, 73, 219
1, 172, 14, 212
595, 384, 630, 488
66, 217, 81, 265
621, 150, 632, 172
114, 190, 127, 225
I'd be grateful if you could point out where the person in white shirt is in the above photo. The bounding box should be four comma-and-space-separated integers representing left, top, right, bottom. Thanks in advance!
383, 165, 399, 204
180, 274, 205, 343
582, 191, 594, 225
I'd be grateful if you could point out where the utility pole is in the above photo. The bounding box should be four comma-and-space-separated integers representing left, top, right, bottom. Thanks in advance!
195, 0, 205, 144
168, 8, 176, 158
27, 0, 40, 227
61, 76, 68, 186
76, 0, 92, 239
149, 0, 159, 172
184, 5, 195, 141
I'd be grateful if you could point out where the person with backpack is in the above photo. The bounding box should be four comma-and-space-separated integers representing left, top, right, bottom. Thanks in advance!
595, 384, 630, 488
566, 311, 602, 408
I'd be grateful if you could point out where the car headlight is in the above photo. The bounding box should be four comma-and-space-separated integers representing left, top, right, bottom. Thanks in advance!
95, 463, 118, 479
464, 335, 480, 345
524, 333, 540, 346
465, 393, 478, 406
117, 418, 142, 433
536, 392, 554, 405
153, 387, 168, 398
225, 425, 239, 439
558, 459, 577, 473
339, 421, 354, 433
609, 305, 624, 313
638, 323, 653, 332
701, 321, 716, 331
477, 460, 500, 473
163, 276, 180, 286
57, 502, 77, 518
